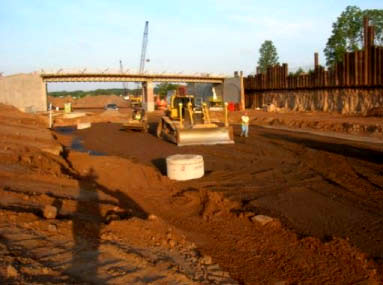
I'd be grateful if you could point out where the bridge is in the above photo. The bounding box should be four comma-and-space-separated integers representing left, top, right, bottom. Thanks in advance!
41, 72, 229, 112
40, 72, 226, 83
0, 71, 244, 112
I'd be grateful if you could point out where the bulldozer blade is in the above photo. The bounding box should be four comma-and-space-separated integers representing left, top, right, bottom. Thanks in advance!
177, 126, 234, 146
122, 121, 147, 132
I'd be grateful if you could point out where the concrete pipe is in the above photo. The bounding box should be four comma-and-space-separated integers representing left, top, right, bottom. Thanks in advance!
77, 122, 92, 130
166, 154, 204, 181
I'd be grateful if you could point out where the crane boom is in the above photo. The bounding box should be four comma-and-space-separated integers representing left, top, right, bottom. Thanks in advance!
139, 21, 149, 74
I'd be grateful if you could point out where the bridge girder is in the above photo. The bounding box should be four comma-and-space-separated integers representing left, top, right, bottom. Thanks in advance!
41, 73, 225, 84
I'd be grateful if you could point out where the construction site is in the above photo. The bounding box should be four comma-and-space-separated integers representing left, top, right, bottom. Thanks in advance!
1, 4, 383, 284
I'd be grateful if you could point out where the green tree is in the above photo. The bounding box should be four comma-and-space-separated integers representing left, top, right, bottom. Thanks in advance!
324, 6, 383, 67
155, 82, 178, 99
257, 40, 279, 74
290, 67, 305, 76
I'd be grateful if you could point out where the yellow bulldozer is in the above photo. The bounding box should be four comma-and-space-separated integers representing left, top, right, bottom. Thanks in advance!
122, 107, 148, 132
156, 90, 234, 146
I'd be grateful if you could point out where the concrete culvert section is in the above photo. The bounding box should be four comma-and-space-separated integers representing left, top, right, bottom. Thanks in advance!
166, 154, 204, 181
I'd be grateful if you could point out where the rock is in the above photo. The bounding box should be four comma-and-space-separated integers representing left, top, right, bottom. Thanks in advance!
148, 214, 158, 220
274, 281, 288, 285
200, 255, 213, 265
6, 265, 18, 278
43, 205, 57, 219
101, 232, 116, 241
190, 249, 200, 257
267, 104, 277, 112
208, 274, 225, 282
48, 224, 57, 232
207, 264, 221, 271
250, 215, 274, 226
168, 239, 177, 248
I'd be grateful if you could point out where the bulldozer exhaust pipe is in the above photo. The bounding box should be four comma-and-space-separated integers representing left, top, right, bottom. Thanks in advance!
224, 102, 229, 127
179, 103, 183, 129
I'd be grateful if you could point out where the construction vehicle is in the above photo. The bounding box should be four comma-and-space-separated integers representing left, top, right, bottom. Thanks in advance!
208, 87, 224, 110
156, 89, 234, 146
129, 95, 142, 107
122, 108, 148, 132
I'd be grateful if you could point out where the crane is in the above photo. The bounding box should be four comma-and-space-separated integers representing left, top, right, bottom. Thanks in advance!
139, 21, 149, 74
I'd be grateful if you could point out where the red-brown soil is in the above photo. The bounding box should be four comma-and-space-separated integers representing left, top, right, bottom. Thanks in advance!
48, 95, 131, 109
221, 109, 383, 139
0, 103, 382, 284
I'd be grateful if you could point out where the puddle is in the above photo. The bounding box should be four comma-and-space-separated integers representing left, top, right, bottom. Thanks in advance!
53, 126, 76, 135
53, 126, 105, 156
71, 138, 105, 156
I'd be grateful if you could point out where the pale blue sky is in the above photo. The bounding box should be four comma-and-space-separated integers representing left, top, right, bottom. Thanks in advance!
1, 0, 382, 91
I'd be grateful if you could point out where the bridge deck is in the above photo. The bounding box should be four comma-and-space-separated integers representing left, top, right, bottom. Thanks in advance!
41, 73, 225, 83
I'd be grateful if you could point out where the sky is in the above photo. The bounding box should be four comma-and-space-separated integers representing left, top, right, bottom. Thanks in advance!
1, 0, 383, 91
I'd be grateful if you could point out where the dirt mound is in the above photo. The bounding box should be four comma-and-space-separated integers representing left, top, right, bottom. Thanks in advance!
67, 151, 169, 191
0, 104, 62, 157
48, 95, 130, 109
50, 109, 134, 127
0, 103, 237, 284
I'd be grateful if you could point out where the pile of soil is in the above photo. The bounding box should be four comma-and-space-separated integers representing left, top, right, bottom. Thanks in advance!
48, 95, 130, 109
0, 105, 236, 284
48, 109, 135, 127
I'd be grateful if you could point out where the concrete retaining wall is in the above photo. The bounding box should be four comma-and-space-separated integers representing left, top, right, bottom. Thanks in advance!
187, 77, 243, 105
248, 88, 383, 114
187, 83, 213, 101
0, 73, 47, 112
223, 77, 242, 103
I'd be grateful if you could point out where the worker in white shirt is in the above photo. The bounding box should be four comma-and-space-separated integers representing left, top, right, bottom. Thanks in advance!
240, 112, 250, 137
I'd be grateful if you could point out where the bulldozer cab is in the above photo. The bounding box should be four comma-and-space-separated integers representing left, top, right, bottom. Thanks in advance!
172, 96, 194, 109
168, 95, 195, 120
132, 108, 145, 121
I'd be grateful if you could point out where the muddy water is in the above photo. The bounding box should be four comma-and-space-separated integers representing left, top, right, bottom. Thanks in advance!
54, 126, 105, 156
69, 121, 383, 261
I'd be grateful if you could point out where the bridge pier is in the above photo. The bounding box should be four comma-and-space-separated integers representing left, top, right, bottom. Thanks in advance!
142, 80, 154, 112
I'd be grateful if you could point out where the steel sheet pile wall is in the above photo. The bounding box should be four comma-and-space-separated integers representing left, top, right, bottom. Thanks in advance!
245, 17, 383, 91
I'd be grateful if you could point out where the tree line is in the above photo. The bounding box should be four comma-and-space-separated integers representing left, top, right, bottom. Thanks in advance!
48, 83, 179, 99
48, 88, 137, 98
256, 6, 383, 74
